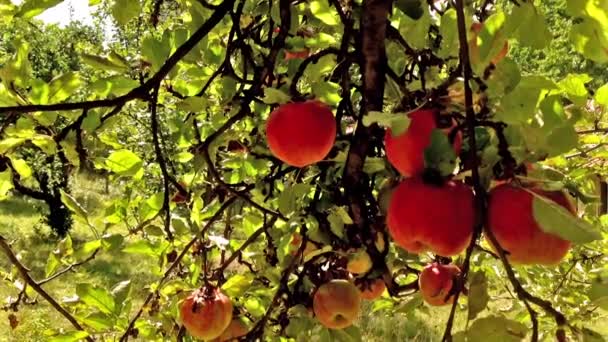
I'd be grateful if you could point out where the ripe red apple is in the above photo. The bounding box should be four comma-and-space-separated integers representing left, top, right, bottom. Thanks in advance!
386, 177, 474, 256
487, 183, 574, 265
212, 318, 249, 342
180, 288, 233, 340
419, 263, 461, 306
384, 109, 462, 177
266, 100, 336, 167
358, 279, 386, 301
313, 279, 361, 329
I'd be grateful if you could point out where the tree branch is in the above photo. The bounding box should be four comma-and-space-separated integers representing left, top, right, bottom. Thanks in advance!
0, 236, 94, 342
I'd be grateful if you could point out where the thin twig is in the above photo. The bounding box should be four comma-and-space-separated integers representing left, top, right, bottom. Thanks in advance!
0, 236, 94, 342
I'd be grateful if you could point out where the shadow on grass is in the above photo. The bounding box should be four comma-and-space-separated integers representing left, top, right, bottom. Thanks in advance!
0, 196, 41, 217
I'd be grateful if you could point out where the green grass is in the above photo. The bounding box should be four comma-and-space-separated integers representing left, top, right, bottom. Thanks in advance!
0, 175, 159, 341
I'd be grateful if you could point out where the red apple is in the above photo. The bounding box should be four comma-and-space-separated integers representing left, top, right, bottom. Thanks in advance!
487, 183, 574, 265
384, 109, 461, 177
266, 100, 336, 167
419, 263, 461, 306
358, 279, 386, 301
386, 177, 474, 256
313, 279, 361, 329
346, 249, 373, 275
180, 288, 233, 340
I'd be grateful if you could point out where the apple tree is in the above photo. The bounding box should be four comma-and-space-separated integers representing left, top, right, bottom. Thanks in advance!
0, 0, 607, 341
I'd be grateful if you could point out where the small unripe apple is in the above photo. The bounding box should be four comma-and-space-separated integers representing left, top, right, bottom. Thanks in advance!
358, 279, 386, 301
180, 288, 233, 340
487, 183, 574, 265
387, 177, 474, 256
346, 249, 373, 274
313, 279, 361, 329
384, 109, 462, 177
266, 100, 336, 167
419, 263, 461, 306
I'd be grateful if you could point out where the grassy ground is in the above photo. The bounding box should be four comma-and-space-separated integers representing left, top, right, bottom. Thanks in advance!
0, 175, 474, 341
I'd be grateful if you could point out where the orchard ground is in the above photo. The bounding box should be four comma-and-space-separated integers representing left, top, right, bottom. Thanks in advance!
0, 175, 606, 341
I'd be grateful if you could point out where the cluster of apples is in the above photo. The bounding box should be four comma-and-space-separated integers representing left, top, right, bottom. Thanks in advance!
179, 288, 248, 341
383, 108, 576, 266
289, 233, 386, 329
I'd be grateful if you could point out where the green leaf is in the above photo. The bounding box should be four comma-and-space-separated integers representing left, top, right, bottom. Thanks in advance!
327, 206, 353, 239
81, 54, 129, 73
531, 191, 602, 243
105, 149, 143, 177
397, 5, 431, 50
74, 240, 102, 260
48, 72, 82, 103
111, 280, 132, 314
15, 0, 63, 19
123, 240, 167, 257
0, 38, 32, 88
141, 34, 171, 71
82, 111, 102, 133
557, 73, 591, 106
140, 193, 164, 221
330, 326, 362, 342
546, 123, 579, 157
244, 297, 265, 317
78, 312, 114, 331
48, 331, 90, 342
424, 130, 457, 177
595, 83, 608, 106
465, 315, 527, 342
9, 158, 31, 179
567, 0, 608, 62
262, 88, 291, 105
437, 9, 459, 58
90, 76, 138, 97
76, 283, 116, 315
467, 271, 490, 321
101, 234, 124, 251
0, 170, 14, 200
509, 2, 551, 49
312, 81, 341, 106
310, 0, 339, 26
278, 183, 312, 216
0, 138, 26, 154
588, 281, 608, 310
497, 76, 558, 124
60, 189, 90, 225
222, 274, 255, 297
362, 111, 411, 135
31, 135, 57, 154
44, 252, 60, 278
111, 0, 140, 26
